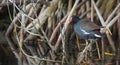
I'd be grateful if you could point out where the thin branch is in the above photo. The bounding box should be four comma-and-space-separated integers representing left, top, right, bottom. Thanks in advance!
49, 15, 67, 44
77, 41, 94, 64
105, 4, 120, 24
106, 13, 120, 28
54, 0, 80, 51
91, 0, 105, 26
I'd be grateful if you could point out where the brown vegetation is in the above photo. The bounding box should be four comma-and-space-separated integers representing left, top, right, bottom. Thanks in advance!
0, 0, 119, 65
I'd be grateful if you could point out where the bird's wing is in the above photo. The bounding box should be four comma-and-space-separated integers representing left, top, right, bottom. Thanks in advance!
80, 18, 101, 31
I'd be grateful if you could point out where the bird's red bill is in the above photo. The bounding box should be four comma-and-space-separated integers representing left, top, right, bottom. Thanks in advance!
69, 17, 72, 23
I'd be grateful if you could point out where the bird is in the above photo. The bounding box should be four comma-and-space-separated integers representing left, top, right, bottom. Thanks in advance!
69, 16, 103, 40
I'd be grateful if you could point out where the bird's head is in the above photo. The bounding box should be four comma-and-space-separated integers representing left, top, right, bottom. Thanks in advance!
69, 16, 80, 24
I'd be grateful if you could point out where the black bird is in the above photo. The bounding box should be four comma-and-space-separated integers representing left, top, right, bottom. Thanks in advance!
69, 16, 102, 40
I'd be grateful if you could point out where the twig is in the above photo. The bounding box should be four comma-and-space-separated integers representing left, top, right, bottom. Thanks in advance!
21, 47, 62, 63
91, 0, 105, 26
77, 41, 94, 63
91, 0, 94, 22
25, 0, 59, 42
106, 13, 120, 28
5, 3, 36, 65
0, 0, 49, 7
101, 38, 105, 65
106, 32, 116, 51
76, 0, 88, 9
67, 0, 72, 13
54, 0, 80, 51
105, 4, 120, 24
95, 41, 101, 59
92, 0, 116, 51
49, 15, 67, 44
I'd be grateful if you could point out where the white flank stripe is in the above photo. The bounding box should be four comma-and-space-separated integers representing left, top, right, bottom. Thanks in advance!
94, 34, 101, 37
81, 29, 90, 34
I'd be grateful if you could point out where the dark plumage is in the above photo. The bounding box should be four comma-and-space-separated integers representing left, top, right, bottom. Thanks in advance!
69, 16, 102, 40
